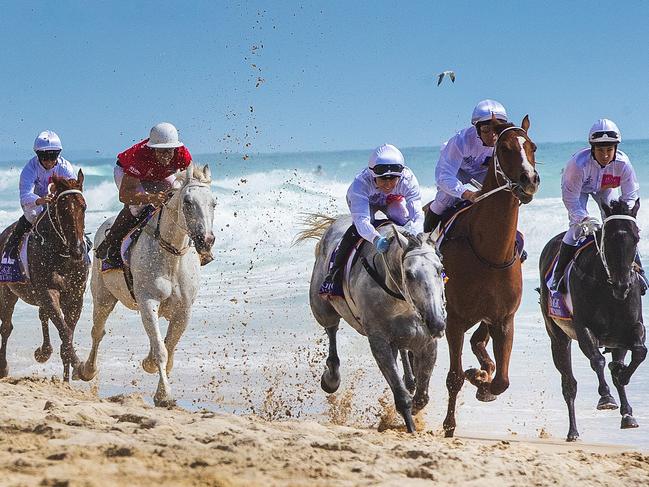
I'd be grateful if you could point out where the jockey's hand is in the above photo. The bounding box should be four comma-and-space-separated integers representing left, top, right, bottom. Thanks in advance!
35, 195, 53, 206
374, 236, 391, 254
461, 190, 478, 203
580, 216, 601, 236
148, 191, 168, 206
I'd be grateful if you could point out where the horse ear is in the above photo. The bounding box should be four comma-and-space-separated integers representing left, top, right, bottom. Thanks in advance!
185, 163, 193, 180
77, 169, 84, 189
631, 198, 640, 217
391, 225, 402, 249
203, 164, 211, 181
521, 115, 530, 132
602, 202, 612, 217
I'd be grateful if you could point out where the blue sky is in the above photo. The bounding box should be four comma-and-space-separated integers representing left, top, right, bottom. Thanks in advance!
1, 0, 648, 159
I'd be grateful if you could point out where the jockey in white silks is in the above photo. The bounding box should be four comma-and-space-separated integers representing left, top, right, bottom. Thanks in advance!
319, 144, 424, 297
4, 130, 76, 258
424, 99, 508, 233
550, 119, 643, 292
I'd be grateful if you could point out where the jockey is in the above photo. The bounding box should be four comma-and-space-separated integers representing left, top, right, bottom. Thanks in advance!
95, 122, 199, 267
319, 144, 424, 296
550, 119, 642, 292
424, 99, 508, 233
4, 130, 76, 258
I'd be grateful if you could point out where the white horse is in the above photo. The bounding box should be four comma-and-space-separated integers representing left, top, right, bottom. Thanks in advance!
76, 164, 216, 406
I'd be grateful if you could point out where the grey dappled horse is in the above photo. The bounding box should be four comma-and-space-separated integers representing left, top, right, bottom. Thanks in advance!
297, 215, 446, 432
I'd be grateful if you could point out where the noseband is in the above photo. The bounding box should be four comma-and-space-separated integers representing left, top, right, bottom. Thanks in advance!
473, 126, 532, 204
594, 214, 638, 285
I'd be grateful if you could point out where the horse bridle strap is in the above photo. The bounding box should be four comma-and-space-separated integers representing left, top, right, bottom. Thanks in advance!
595, 214, 638, 283
34, 188, 85, 252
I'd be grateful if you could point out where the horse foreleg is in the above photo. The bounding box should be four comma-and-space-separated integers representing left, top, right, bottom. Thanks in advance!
443, 322, 465, 438
321, 325, 341, 394
411, 339, 437, 415
545, 316, 579, 441
400, 349, 416, 394
487, 317, 514, 396
466, 321, 497, 402
34, 308, 53, 363
140, 298, 174, 407
42, 290, 76, 382
77, 292, 117, 381
574, 325, 616, 410
368, 335, 415, 433
163, 307, 191, 376
0, 290, 18, 377
610, 346, 647, 430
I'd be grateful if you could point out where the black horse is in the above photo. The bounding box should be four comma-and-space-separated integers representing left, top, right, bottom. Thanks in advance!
539, 199, 646, 441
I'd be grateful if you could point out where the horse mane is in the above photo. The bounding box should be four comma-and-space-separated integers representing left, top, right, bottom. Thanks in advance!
609, 199, 633, 215
51, 175, 82, 193
177, 164, 212, 185
293, 213, 338, 245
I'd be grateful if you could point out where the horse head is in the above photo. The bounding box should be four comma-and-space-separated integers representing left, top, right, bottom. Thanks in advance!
49, 170, 87, 259
490, 115, 540, 204
388, 226, 446, 337
600, 199, 641, 300
173, 164, 216, 260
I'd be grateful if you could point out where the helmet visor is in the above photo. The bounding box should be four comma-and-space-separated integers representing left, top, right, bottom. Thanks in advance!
372, 164, 403, 176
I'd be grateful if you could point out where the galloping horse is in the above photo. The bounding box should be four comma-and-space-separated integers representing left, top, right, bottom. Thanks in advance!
0, 171, 89, 382
539, 200, 646, 441
297, 215, 446, 432
429, 116, 540, 437
76, 164, 215, 406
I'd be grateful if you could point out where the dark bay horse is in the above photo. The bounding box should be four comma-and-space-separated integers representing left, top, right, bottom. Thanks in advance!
539, 199, 646, 441
0, 171, 89, 382
430, 116, 540, 437
297, 215, 446, 432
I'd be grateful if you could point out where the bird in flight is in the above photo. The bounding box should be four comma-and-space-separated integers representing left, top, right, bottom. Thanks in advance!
437, 70, 456, 86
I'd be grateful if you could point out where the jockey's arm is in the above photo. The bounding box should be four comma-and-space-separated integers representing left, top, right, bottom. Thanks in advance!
403, 173, 425, 233
119, 173, 167, 206
619, 162, 640, 209
561, 161, 588, 225
435, 135, 468, 199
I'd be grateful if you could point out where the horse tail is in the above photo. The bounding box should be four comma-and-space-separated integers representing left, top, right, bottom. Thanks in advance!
293, 213, 338, 249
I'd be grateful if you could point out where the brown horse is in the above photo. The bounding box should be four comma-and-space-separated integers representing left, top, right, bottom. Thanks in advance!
431, 116, 540, 437
0, 171, 88, 382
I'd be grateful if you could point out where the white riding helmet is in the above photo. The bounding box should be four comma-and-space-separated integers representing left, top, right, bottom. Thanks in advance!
368, 144, 405, 177
471, 99, 508, 125
588, 119, 621, 145
146, 122, 184, 149
33, 130, 63, 151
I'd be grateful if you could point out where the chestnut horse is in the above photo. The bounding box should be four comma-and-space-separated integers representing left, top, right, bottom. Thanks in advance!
431, 117, 540, 437
0, 171, 88, 382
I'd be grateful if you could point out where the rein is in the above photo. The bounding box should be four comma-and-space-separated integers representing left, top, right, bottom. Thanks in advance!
33, 189, 84, 256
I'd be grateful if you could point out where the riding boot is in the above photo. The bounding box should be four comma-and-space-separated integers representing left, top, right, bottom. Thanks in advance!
634, 254, 648, 296
95, 206, 140, 266
4, 216, 32, 259
319, 224, 360, 296
550, 242, 579, 293
424, 209, 442, 233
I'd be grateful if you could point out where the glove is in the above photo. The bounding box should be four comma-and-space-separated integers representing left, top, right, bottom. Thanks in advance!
374, 236, 390, 254
580, 217, 601, 236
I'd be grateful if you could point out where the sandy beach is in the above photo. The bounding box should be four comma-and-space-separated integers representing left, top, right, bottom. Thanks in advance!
1, 376, 648, 487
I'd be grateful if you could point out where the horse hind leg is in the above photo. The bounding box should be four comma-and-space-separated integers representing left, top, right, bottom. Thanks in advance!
400, 349, 416, 394
34, 308, 53, 363
321, 325, 341, 394
368, 335, 415, 433
76, 290, 117, 381
0, 289, 18, 378
465, 321, 497, 402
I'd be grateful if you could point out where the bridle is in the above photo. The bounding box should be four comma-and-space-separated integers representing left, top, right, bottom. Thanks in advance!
149, 180, 211, 256
594, 214, 638, 285
473, 126, 533, 204
33, 189, 85, 255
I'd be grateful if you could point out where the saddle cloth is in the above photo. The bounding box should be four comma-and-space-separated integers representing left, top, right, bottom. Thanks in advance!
544, 238, 595, 320
101, 207, 158, 272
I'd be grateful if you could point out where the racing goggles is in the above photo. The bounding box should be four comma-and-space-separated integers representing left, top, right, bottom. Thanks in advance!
372, 164, 403, 176
590, 131, 619, 143
36, 150, 61, 161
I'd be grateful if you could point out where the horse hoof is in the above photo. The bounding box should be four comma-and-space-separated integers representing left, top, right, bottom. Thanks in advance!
34, 346, 53, 363
621, 414, 639, 429
75, 363, 97, 382
464, 368, 488, 387
0, 367, 8, 378
444, 429, 455, 438
597, 396, 619, 410
142, 357, 157, 374
320, 370, 340, 394
476, 389, 498, 402
154, 397, 177, 408
566, 434, 579, 442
